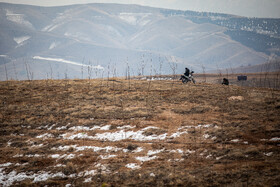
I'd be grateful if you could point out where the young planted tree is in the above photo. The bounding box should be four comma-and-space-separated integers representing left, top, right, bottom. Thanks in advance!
141, 54, 147, 77
126, 57, 131, 90
88, 60, 93, 80
49, 63, 53, 80
12, 61, 18, 80
4, 64, 8, 81
168, 56, 178, 90
81, 57, 85, 79
24, 60, 33, 81
201, 64, 206, 83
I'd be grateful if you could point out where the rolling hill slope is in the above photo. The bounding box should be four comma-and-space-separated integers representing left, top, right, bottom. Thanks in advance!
0, 3, 279, 80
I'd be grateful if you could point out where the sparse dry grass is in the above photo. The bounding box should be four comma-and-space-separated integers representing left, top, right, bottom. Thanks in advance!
0, 77, 279, 186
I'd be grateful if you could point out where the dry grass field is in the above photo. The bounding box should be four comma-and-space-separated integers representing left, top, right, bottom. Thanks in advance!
0, 76, 280, 186
195, 72, 280, 89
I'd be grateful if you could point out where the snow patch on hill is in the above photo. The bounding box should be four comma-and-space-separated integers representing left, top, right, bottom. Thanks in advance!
6, 9, 33, 28
33, 56, 104, 70
13, 36, 30, 45
49, 42, 58, 49
119, 13, 152, 26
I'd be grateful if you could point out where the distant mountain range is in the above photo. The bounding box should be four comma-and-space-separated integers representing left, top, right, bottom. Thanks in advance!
0, 3, 279, 80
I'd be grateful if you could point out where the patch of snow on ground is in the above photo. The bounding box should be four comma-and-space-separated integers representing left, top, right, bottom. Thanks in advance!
203, 134, 211, 139
231, 139, 240, 143
147, 149, 164, 156
126, 163, 141, 170
62, 124, 214, 141
169, 131, 188, 138
92, 129, 167, 141
117, 125, 136, 130
133, 147, 144, 153
47, 124, 56, 130
264, 152, 273, 156
65, 154, 75, 159
99, 155, 117, 159
69, 126, 91, 131
52, 145, 75, 151
33, 172, 66, 182
15, 163, 28, 166
0, 163, 13, 167
206, 154, 212, 159
26, 154, 42, 158
78, 170, 96, 178
270, 137, 280, 141
216, 156, 224, 160
31, 144, 44, 148
95, 163, 111, 174
62, 133, 94, 140
177, 124, 218, 131
77, 146, 122, 152
52, 145, 123, 153
84, 177, 92, 183
0, 170, 70, 186
50, 154, 60, 159
13, 154, 23, 158
100, 125, 111, 130
185, 149, 196, 154
7, 140, 12, 146
36, 133, 54, 139
197, 124, 217, 128
135, 156, 157, 162
150, 173, 155, 177
56, 126, 67, 130
54, 164, 65, 168
170, 149, 184, 154
168, 158, 184, 162
50, 154, 75, 160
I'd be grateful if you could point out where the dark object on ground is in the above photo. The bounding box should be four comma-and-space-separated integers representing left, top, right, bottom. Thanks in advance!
238, 75, 247, 81
222, 78, 229, 85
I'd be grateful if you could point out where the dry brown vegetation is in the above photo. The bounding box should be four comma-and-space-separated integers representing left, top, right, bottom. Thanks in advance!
0, 76, 279, 186
195, 72, 280, 89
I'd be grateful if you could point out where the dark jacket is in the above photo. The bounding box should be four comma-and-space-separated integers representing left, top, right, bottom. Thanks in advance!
184, 68, 190, 77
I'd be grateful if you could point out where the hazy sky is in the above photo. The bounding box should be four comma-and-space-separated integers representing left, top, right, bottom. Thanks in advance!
0, 0, 280, 18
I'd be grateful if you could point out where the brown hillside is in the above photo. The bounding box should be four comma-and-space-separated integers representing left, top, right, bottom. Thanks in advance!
0, 78, 279, 186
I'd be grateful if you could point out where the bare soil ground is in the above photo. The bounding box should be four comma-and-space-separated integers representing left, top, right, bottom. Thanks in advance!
0, 77, 279, 186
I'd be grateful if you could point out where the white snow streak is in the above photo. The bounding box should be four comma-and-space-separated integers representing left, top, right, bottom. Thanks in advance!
49, 42, 58, 49
270, 137, 280, 141
135, 155, 157, 162
33, 56, 104, 70
126, 163, 141, 170
36, 133, 54, 139
13, 36, 30, 45
0, 170, 69, 186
